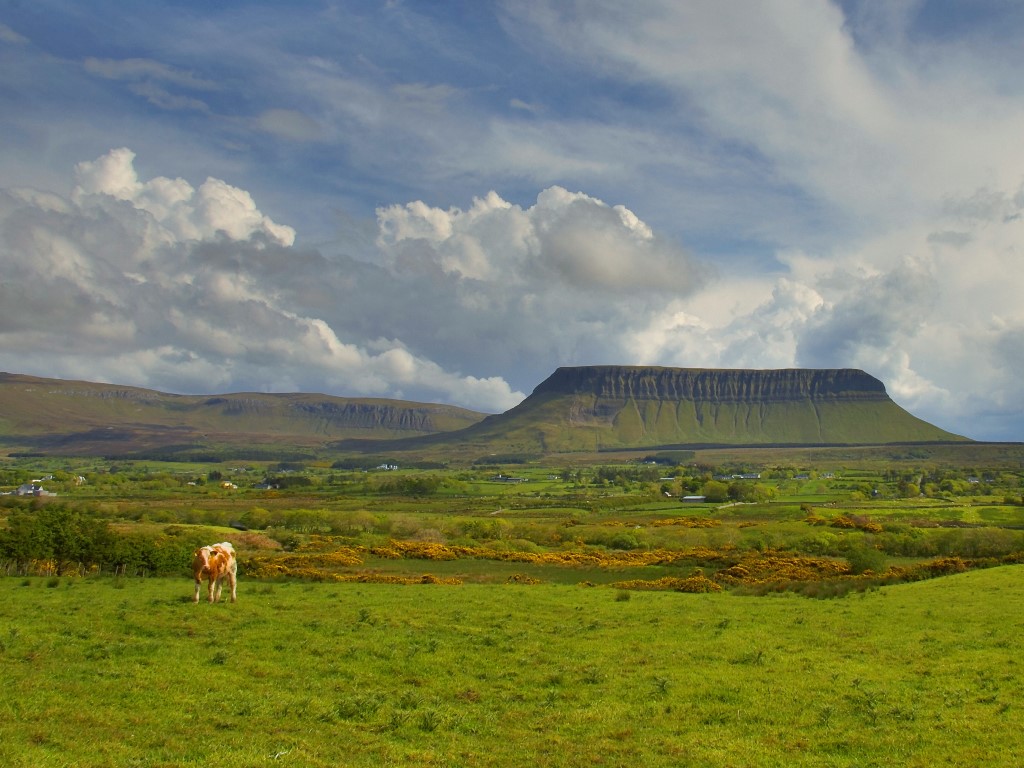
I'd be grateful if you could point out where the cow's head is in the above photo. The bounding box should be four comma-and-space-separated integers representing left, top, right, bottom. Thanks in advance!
193, 546, 213, 568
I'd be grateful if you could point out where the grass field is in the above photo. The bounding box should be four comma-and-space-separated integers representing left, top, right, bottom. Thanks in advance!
3, 451, 1024, 765
3, 569, 1024, 767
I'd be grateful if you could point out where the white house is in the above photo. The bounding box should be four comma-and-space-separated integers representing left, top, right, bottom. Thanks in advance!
15, 482, 56, 497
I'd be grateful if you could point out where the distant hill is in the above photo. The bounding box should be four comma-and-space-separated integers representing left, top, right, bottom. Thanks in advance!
346, 366, 969, 457
0, 367, 969, 460
0, 373, 485, 457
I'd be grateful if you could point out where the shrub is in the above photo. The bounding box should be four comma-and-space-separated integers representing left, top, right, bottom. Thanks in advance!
610, 574, 723, 593
845, 544, 887, 575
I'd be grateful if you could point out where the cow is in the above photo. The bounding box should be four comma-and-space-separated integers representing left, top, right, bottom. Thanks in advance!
192, 541, 237, 603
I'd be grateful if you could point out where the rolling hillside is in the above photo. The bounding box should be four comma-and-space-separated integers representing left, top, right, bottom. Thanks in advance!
0, 373, 485, 457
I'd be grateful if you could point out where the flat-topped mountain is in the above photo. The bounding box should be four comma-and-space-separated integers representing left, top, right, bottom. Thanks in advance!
401, 366, 968, 454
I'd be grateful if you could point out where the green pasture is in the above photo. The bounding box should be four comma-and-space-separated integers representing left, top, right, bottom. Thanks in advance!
350, 555, 687, 586
3, 570, 1024, 767
2, 451, 1024, 765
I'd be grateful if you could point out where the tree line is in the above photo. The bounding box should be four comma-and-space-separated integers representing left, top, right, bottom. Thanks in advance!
0, 503, 203, 577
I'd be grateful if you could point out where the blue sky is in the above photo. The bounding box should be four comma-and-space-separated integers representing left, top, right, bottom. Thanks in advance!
1, 1, 1023, 440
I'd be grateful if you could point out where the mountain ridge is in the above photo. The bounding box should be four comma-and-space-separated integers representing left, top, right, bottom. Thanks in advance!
0, 372, 485, 456
0, 367, 969, 458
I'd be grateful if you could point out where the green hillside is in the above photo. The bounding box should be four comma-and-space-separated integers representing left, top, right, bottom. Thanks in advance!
0, 373, 485, 456
377, 366, 968, 456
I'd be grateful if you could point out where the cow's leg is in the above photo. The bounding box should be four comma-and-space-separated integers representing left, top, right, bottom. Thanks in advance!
208, 574, 217, 603
193, 576, 202, 603
227, 571, 237, 603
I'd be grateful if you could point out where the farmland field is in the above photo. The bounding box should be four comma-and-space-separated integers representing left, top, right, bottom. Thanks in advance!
2, 449, 1024, 765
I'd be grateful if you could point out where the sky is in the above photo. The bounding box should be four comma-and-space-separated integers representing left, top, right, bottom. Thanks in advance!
1, 1, 1023, 441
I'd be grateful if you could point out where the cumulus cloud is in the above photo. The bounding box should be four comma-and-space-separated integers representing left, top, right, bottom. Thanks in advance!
0, 150, 711, 413
367, 184, 711, 391
72, 147, 296, 246
376, 185, 702, 294
0, 149, 524, 412
795, 257, 938, 369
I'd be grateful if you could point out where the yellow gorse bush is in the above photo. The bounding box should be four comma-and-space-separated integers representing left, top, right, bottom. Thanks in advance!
649, 517, 721, 528
240, 537, 999, 592
610, 574, 723, 593
714, 550, 848, 585
242, 539, 733, 581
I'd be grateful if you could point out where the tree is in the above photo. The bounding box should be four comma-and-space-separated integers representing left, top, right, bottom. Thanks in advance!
701, 480, 730, 503
897, 479, 920, 498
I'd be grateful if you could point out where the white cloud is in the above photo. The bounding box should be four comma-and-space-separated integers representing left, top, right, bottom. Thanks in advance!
72, 148, 296, 246
376, 185, 703, 294
0, 149, 524, 412
82, 57, 218, 113
83, 57, 218, 91
503, 1, 1024, 237
0, 150, 711, 415
127, 82, 211, 113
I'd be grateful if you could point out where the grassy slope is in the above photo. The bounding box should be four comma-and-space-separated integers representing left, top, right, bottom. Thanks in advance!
437, 392, 966, 455
2, 569, 1023, 767
0, 373, 485, 453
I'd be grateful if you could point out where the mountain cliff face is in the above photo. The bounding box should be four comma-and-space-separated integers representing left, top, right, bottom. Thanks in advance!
532, 366, 888, 403
202, 395, 458, 433
288, 401, 451, 432
452, 366, 967, 452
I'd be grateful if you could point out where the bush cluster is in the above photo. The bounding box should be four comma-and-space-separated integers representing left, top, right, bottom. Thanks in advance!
0, 503, 204, 576
609, 574, 723, 593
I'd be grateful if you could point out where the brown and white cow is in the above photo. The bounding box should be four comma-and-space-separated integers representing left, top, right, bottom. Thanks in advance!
192, 541, 237, 603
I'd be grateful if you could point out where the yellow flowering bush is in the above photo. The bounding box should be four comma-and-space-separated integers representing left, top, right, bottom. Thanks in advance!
649, 517, 721, 528
506, 573, 542, 585
829, 515, 883, 533
610, 574, 723, 593
340, 571, 462, 585
714, 550, 848, 585
239, 535, 988, 592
